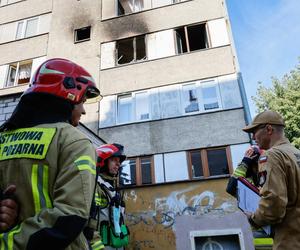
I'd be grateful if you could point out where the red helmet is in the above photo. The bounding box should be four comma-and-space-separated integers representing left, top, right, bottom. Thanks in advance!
96, 143, 126, 168
25, 58, 100, 104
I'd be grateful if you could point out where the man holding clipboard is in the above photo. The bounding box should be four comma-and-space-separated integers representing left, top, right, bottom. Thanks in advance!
242, 110, 300, 250
237, 177, 272, 236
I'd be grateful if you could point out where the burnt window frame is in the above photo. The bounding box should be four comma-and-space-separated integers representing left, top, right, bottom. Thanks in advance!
74, 26, 91, 43
120, 155, 155, 187
175, 22, 210, 54
187, 146, 232, 179
116, 35, 147, 65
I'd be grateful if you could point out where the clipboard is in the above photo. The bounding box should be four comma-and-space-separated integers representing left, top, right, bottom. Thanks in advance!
237, 177, 272, 236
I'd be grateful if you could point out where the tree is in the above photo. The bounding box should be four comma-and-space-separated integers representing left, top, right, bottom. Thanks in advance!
252, 62, 300, 148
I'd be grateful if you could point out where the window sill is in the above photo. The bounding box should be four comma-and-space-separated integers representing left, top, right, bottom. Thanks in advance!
0, 84, 28, 97
100, 45, 230, 71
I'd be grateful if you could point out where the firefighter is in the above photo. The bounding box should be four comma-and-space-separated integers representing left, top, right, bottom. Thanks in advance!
0, 58, 100, 249
90, 144, 129, 250
243, 110, 300, 250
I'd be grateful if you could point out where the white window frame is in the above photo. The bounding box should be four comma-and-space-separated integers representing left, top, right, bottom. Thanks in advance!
5, 60, 32, 88
15, 17, 39, 40
180, 79, 222, 116
117, 94, 134, 124
198, 79, 222, 112
117, 90, 151, 124
190, 229, 246, 250
134, 90, 151, 121
180, 82, 200, 114
5, 64, 17, 87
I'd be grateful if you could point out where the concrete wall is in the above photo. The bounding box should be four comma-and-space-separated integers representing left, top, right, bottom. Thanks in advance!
100, 0, 225, 41
100, 46, 235, 95
99, 108, 249, 156
44, 0, 103, 131
0, 35, 48, 65
0, 0, 52, 24
123, 178, 254, 250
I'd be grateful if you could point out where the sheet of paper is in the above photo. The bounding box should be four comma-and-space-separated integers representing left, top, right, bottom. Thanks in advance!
237, 179, 272, 236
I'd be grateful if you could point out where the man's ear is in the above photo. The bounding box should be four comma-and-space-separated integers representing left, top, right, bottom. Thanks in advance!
266, 124, 273, 134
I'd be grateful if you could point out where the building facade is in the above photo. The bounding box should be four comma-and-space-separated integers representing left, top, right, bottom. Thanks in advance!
0, 0, 265, 249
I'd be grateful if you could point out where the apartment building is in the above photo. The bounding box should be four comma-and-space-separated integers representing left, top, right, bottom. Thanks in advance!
0, 0, 263, 249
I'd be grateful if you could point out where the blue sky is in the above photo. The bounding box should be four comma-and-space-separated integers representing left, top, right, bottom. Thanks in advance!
226, 0, 300, 117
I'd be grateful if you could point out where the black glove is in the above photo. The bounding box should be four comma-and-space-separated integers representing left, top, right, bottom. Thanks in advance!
242, 146, 261, 167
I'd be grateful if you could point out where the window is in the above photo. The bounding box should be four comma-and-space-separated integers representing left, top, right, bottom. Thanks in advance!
117, 35, 146, 65
182, 83, 199, 113
118, 0, 144, 15
201, 80, 221, 110
74, 26, 91, 43
117, 94, 133, 124
120, 156, 154, 186
117, 91, 150, 124
190, 229, 245, 250
5, 60, 32, 88
175, 23, 209, 54
135, 91, 150, 120
188, 147, 232, 179
181, 80, 221, 113
15, 17, 39, 39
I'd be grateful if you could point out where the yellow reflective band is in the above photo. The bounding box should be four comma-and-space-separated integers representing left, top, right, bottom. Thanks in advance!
75, 155, 96, 175
42, 165, 52, 208
253, 237, 273, 246
0, 224, 21, 250
234, 169, 246, 176
75, 155, 96, 166
32, 164, 41, 213
77, 165, 96, 175
7, 225, 21, 250
0, 128, 56, 161
31, 164, 52, 213
92, 240, 105, 250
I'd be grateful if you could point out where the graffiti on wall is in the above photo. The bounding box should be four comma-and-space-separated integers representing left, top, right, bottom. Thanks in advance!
125, 186, 235, 228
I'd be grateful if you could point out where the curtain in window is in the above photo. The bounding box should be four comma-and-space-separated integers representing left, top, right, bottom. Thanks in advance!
18, 64, 31, 79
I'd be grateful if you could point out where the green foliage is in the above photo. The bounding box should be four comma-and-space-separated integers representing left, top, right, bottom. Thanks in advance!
252, 62, 300, 148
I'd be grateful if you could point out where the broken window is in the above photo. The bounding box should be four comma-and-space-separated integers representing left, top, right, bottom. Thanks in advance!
118, 0, 144, 15
182, 83, 199, 113
120, 156, 154, 186
5, 60, 32, 88
74, 26, 91, 43
175, 23, 209, 54
117, 35, 146, 65
15, 17, 39, 39
188, 147, 231, 179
